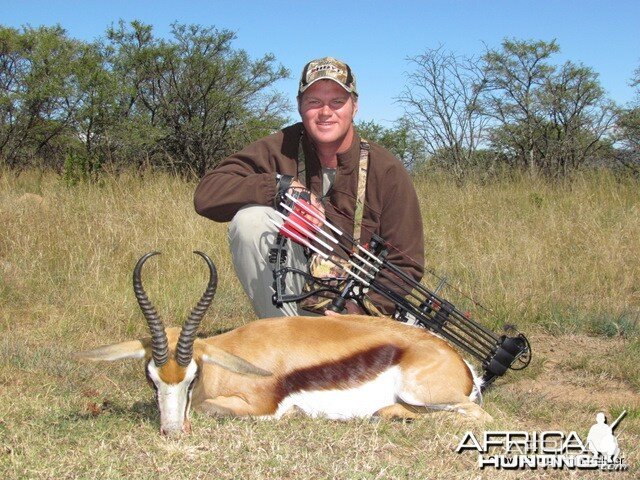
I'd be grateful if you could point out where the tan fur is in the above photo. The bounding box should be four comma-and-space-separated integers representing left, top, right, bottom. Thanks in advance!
158, 359, 187, 385
80, 315, 488, 423
148, 329, 188, 385
375, 402, 492, 422
190, 315, 480, 418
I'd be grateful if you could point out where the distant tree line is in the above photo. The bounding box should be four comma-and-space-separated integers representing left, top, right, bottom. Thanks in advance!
1, 23, 638, 180
396, 39, 640, 180
0, 21, 288, 179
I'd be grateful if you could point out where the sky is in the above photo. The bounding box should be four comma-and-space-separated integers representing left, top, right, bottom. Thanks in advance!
3, 0, 639, 126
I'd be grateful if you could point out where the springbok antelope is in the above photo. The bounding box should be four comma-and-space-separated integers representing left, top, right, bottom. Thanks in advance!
77, 252, 490, 436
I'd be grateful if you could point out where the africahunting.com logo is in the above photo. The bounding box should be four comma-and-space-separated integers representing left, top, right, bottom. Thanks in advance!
456, 410, 628, 471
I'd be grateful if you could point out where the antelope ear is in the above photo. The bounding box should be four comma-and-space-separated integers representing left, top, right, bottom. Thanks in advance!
201, 346, 272, 377
75, 340, 147, 362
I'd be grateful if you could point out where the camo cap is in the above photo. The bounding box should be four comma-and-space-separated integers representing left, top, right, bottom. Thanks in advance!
298, 57, 358, 96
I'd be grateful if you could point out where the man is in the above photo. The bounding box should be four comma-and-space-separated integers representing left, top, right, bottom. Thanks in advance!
194, 57, 424, 318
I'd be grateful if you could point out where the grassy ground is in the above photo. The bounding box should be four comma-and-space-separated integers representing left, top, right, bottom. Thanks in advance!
1, 169, 639, 479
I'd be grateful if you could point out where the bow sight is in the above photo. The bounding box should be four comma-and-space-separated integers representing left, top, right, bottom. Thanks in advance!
269, 190, 531, 390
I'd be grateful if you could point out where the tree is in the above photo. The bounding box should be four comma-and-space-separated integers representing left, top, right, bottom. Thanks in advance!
615, 63, 640, 174
397, 46, 488, 180
102, 21, 290, 176
482, 39, 615, 177
0, 21, 291, 176
0, 25, 86, 169
541, 61, 615, 175
482, 39, 559, 174
355, 117, 426, 170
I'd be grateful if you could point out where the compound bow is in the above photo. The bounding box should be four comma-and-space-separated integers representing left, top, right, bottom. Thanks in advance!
269, 189, 532, 390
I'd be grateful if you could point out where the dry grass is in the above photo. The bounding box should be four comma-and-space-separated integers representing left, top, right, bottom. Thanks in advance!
1, 169, 639, 478
416, 171, 640, 334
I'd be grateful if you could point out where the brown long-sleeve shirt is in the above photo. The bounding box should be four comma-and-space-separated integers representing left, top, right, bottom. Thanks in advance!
194, 122, 424, 314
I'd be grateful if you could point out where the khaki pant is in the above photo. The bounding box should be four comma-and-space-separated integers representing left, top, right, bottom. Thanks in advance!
228, 205, 314, 318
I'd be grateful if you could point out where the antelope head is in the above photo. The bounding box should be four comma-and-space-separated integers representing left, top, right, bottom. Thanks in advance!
77, 251, 270, 436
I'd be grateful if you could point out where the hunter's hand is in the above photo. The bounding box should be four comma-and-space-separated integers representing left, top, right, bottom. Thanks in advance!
289, 180, 324, 227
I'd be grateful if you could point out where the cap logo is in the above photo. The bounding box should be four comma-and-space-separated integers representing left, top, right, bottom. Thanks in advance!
308, 64, 344, 76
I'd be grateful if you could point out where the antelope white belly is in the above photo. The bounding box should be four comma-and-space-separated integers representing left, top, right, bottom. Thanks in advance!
274, 366, 401, 420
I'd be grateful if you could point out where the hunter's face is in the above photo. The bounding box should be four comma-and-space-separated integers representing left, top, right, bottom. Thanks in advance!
299, 80, 357, 152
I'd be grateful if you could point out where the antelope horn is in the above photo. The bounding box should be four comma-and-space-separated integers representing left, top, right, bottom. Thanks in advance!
133, 252, 169, 367
175, 251, 218, 367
